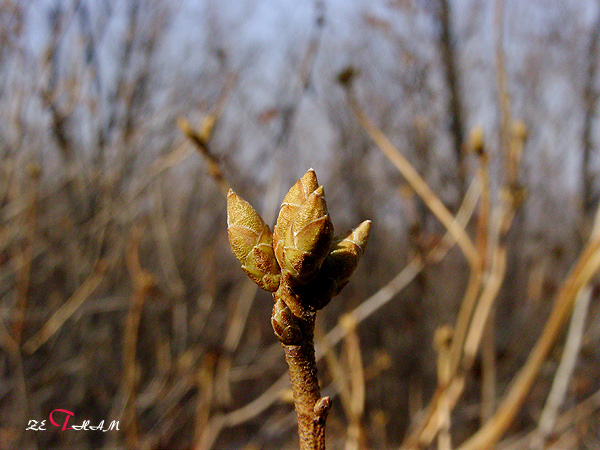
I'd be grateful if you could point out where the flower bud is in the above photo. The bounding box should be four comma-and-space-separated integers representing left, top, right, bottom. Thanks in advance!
271, 297, 302, 345
273, 169, 319, 268
282, 186, 334, 286
227, 190, 281, 292
298, 220, 371, 310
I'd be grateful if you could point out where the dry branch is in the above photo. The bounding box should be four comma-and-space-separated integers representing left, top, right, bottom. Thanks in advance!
343, 84, 479, 269
22, 260, 107, 354
456, 212, 600, 450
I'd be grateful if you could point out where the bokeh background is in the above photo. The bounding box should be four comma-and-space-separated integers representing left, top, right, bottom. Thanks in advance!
1, 0, 600, 449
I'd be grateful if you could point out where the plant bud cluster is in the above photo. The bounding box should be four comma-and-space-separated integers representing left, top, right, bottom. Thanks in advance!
227, 169, 370, 343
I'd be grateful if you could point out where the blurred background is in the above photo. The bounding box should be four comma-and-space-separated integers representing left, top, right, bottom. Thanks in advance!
1, 0, 600, 449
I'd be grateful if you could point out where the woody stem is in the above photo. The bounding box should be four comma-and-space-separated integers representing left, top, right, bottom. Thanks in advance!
283, 330, 330, 449
274, 292, 331, 450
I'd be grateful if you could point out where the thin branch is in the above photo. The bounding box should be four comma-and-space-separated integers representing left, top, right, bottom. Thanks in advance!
531, 285, 593, 448
499, 387, 600, 450
122, 223, 156, 448
456, 218, 600, 450
438, 0, 467, 198
22, 259, 107, 354
344, 86, 479, 268
582, 6, 600, 216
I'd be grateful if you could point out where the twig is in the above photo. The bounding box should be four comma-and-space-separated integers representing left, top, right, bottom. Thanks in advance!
280, 314, 330, 450
122, 223, 156, 448
480, 308, 497, 423
0, 316, 28, 449
499, 388, 600, 450
151, 181, 186, 297
320, 315, 366, 450
494, 0, 516, 186
456, 220, 600, 450
437, 0, 467, 198
434, 326, 454, 450
178, 116, 229, 194
402, 120, 526, 449
461, 244, 506, 369
177, 72, 236, 195
531, 285, 593, 448
582, 7, 600, 216
448, 135, 489, 376
192, 353, 218, 450
22, 259, 107, 354
11, 164, 39, 344
344, 86, 479, 269
400, 135, 497, 450
324, 178, 480, 351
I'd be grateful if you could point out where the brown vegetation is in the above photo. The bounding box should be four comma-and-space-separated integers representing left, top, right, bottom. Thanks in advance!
1, 1, 600, 450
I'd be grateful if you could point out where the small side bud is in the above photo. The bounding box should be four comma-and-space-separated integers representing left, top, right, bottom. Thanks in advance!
273, 169, 319, 268
468, 127, 485, 155
299, 220, 371, 310
511, 120, 527, 143
326, 219, 370, 286
227, 190, 281, 292
282, 186, 334, 286
271, 298, 303, 345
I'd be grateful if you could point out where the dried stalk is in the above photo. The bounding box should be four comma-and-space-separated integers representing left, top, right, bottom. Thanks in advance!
499, 387, 600, 450
321, 315, 366, 450
22, 259, 107, 354
122, 223, 156, 448
193, 353, 218, 449
398, 0, 527, 438
532, 285, 592, 448
343, 84, 479, 269
456, 220, 600, 450
11, 164, 39, 345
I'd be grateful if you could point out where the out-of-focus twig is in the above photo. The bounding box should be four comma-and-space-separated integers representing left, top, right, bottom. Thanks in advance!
324, 178, 480, 351
178, 72, 237, 195
480, 308, 497, 423
22, 259, 107, 354
400, 2, 525, 442
151, 181, 186, 298
434, 325, 454, 450
401, 110, 525, 450
0, 316, 28, 449
11, 163, 40, 345
530, 285, 593, 449
494, 0, 517, 187
437, 0, 467, 198
448, 131, 489, 376
342, 81, 479, 269
582, 6, 600, 217
193, 352, 218, 450
499, 387, 600, 450
122, 223, 156, 449
456, 205, 600, 450
178, 115, 229, 193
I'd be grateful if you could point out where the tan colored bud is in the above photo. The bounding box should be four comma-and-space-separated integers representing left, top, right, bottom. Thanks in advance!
227, 190, 281, 292
271, 298, 302, 345
299, 220, 371, 310
282, 186, 334, 286
273, 169, 319, 268
326, 219, 371, 285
